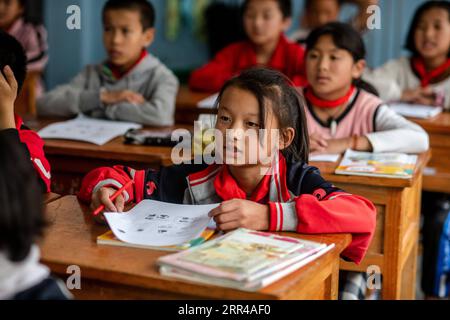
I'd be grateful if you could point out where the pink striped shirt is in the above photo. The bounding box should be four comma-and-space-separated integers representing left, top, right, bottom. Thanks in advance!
8, 18, 48, 95
304, 89, 382, 139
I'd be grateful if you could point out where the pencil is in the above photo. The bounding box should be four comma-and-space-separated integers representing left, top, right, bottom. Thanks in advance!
92, 180, 134, 216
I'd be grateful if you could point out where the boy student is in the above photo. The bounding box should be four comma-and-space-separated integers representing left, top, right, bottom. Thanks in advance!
0, 31, 51, 193
37, 0, 179, 127
290, 0, 378, 44
189, 0, 307, 93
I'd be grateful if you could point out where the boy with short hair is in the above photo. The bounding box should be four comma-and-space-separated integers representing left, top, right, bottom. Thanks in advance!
0, 31, 51, 192
37, 0, 179, 127
189, 0, 307, 93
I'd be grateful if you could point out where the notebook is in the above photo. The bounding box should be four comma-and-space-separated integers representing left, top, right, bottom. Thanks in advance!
103, 200, 220, 247
335, 149, 418, 179
309, 153, 341, 162
97, 228, 216, 252
38, 115, 142, 145
389, 103, 443, 119
158, 228, 333, 291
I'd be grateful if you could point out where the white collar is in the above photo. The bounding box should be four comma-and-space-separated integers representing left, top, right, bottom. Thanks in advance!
0, 245, 49, 299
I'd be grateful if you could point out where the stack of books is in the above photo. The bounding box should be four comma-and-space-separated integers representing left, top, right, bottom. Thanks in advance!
157, 228, 334, 291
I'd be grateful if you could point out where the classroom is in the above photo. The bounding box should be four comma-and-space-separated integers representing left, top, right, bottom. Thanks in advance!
0, 0, 449, 305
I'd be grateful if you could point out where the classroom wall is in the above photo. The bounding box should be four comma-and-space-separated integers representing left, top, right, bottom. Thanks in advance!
43, 0, 429, 90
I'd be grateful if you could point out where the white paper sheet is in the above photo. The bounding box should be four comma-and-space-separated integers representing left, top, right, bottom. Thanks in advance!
104, 200, 220, 247
309, 154, 340, 162
197, 93, 219, 109
389, 103, 443, 119
38, 115, 142, 145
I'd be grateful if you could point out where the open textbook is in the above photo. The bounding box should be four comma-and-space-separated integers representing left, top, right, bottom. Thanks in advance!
335, 149, 418, 179
38, 115, 142, 145
389, 103, 443, 119
102, 200, 220, 247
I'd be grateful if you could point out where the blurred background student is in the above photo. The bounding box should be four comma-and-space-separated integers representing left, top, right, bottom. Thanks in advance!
0, 0, 48, 96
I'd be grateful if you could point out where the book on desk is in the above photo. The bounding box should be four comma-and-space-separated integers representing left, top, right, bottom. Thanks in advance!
335, 149, 418, 179
157, 228, 334, 291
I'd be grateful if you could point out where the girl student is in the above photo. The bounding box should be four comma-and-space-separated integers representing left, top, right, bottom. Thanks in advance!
189, 0, 306, 93
0, 0, 48, 96
303, 22, 429, 155
79, 68, 376, 293
364, 1, 450, 109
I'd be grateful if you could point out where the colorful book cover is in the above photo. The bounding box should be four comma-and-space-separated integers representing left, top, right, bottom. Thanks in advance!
159, 243, 334, 292
335, 149, 418, 179
157, 229, 325, 282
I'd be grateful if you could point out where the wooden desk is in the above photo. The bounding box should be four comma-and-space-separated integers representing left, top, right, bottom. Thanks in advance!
311, 151, 430, 300
27, 118, 188, 195
43, 193, 61, 204
40, 196, 351, 300
175, 86, 215, 124
411, 112, 450, 194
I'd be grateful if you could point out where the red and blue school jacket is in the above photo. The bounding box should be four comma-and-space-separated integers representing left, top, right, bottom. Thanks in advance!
78, 154, 376, 264
14, 114, 51, 192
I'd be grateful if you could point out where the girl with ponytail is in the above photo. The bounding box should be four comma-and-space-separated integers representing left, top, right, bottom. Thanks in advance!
303, 22, 429, 155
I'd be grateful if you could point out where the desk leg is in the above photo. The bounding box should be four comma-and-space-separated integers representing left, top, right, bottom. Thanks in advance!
329, 255, 340, 300
382, 189, 404, 299
382, 178, 421, 300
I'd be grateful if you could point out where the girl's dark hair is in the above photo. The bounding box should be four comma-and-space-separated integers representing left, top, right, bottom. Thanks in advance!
0, 134, 45, 262
0, 31, 27, 94
242, 0, 292, 19
17, 0, 44, 25
305, 22, 379, 96
405, 1, 450, 57
215, 68, 310, 163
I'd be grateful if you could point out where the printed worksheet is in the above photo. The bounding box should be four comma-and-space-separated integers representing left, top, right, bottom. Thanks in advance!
38, 115, 142, 145
103, 200, 220, 246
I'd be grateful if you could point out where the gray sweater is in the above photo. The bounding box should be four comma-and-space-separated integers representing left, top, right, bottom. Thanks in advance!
37, 54, 179, 126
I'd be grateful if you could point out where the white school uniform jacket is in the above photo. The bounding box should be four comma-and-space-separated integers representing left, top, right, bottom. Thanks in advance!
303, 88, 429, 154
363, 57, 450, 110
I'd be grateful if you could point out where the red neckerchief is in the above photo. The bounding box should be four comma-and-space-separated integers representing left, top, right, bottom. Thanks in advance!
213, 153, 291, 203
14, 114, 22, 130
412, 57, 450, 87
107, 49, 148, 80
214, 165, 272, 203
305, 85, 356, 109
